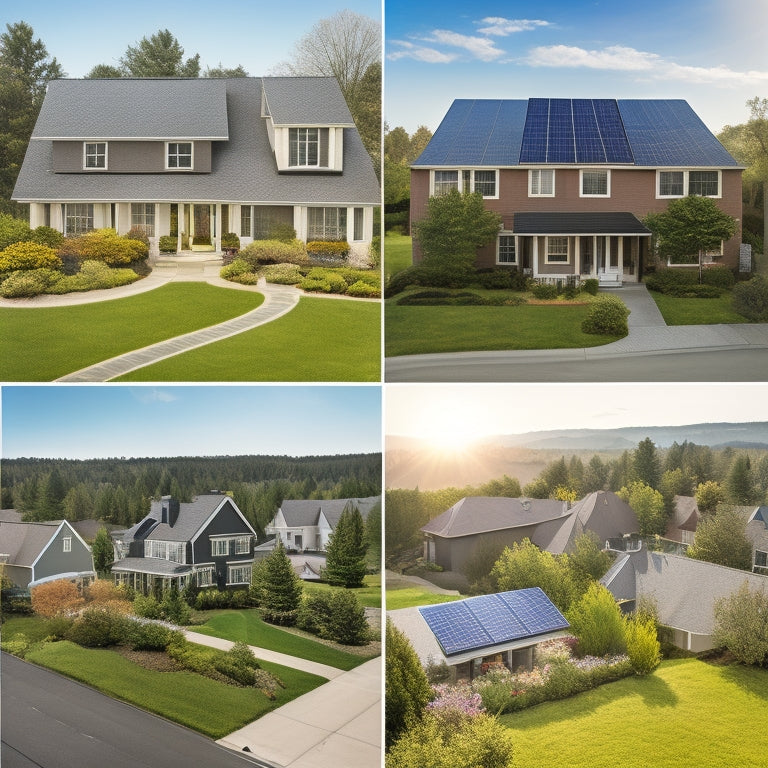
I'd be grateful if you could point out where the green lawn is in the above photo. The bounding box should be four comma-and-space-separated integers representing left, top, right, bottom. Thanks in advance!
385, 583, 461, 610
192, 608, 377, 670
116, 296, 381, 381
386, 299, 622, 357
0, 282, 264, 381
23, 640, 324, 739
303, 573, 382, 608
501, 658, 768, 768
384, 232, 414, 280
649, 290, 750, 325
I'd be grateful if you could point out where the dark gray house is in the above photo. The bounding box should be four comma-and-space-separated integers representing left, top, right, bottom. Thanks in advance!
112, 493, 257, 595
13, 77, 380, 261
0, 519, 95, 589
422, 491, 638, 572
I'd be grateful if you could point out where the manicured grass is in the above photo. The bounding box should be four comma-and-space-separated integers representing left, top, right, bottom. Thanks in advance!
0, 282, 264, 381
116, 296, 381, 381
1, 614, 51, 643
500, 658, 768, 768
303, 573, 382, 608
385, 584, 460, 610
192, 609, 376, 670
386, 299, 622, 357
384, 232, 414, 280
24, 640, 324, 739
649, 290, 750, 325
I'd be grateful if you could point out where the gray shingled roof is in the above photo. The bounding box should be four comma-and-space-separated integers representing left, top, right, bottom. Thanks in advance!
421, 497, 568, 539
31, 78, 229, 140
14, 78, 379, 205
513, 212, 651, 236
111, 557, 193, 576
0, 521, 60, 565
262, 77, 355, 126
279, 497, 380, 528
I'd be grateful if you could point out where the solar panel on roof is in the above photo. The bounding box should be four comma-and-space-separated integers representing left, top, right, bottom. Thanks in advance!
419, 588, 569, 657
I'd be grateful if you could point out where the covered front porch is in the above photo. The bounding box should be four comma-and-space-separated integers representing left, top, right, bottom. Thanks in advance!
509, 211, 652, 286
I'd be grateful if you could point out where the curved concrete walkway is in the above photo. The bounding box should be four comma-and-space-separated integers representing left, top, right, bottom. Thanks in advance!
386, 283, 768, 381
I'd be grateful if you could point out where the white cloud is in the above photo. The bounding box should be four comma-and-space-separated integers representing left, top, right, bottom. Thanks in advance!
476, 17, 551, 36
525, 43, 768, 86
131, 388, 178, 404
427, 29, 505, 61
387, 40, 457, 64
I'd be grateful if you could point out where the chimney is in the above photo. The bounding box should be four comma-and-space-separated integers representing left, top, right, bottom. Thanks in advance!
160, 496, 180, 527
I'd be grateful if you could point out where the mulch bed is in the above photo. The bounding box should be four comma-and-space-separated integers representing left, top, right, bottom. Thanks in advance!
114, 646, 185, 673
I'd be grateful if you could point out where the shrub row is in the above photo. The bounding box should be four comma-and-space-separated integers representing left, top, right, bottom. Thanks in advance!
238, 239, 308, 267
646, 266, 735, 294
397, 289, 526, 306
733, 275, 768, 321
0, 261, 139, 298
0, 213, 65, 251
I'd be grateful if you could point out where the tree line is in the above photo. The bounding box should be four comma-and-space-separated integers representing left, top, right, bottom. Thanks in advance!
2, 453, 382, 537
385, 439, 768, 562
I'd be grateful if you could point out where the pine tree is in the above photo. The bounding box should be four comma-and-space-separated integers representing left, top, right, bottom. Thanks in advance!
259, 541, 302, 625
633, 438, 661, 489
92, 526, 114, 575
727, 454, 756, 505
324, 504, 368, 588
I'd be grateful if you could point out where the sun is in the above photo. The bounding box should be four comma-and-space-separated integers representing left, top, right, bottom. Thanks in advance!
410, 396, 490, 453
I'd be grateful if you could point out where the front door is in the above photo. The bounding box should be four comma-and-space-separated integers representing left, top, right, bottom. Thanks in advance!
295, 534, 303, 551
193, 205, 211, 244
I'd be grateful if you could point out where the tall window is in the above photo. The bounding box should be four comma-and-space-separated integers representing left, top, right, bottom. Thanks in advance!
167, 142, 192, 169
195, 566, 214, 587
473, 170, 497, 197
433, 170, 458, 195
211, 539, 229, 557
497, 234, 516, 264
84, 142, 106, 169
131, 203, 155, 237
228, 564, 252, 585
65, 203, 93, 235
289, 128, 319, 166
529, 169, 555, 196
547, 237, 569, 263
581, 169, 609, 196
308, 207, 347, 240
353, 208, 364, 241
658, 171, 684, 196
240, 206, 252, 237
689, 171, 719, 196
63, 537, 72, 552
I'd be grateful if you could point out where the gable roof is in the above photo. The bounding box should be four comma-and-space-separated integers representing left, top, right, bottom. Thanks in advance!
421, 497, 568, 539
0, 520, 89, 568
414, 98, 739, 169
31, 78, 229, 140
278, 497, 381, 528
262, 77, 355, 126
14, 77, 379, 205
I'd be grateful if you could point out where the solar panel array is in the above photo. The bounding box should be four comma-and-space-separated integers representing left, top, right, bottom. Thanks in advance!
519, 99, 633, 164
418, 588, 569, 657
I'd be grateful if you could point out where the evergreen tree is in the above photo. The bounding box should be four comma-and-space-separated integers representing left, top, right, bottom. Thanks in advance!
324, 503, 368, 588
92, 526, 114, 575
727, 454, 756, 505
259, 541, 302, 625
385, 619, 431, 749
583, 454, 608, 492
37, 467, 67, 520
633, 438, 661, 490
364, 501, 382, 570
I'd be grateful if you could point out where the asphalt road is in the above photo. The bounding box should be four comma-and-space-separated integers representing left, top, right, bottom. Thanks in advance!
385, 348, 768, 382
1, 653, 272, 768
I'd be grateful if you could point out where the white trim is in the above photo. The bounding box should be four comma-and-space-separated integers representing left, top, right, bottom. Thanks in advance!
83, 141, 107, 170
496, 232, 517, 265
579, 168, 611, 197
165, 141, 194, 171
429, 168, 499, 198
528, 168, 555, 197
656, 169, 722, 199
189, 497, 258, 553
29, 520, 92, 576
545, 236, 570, 264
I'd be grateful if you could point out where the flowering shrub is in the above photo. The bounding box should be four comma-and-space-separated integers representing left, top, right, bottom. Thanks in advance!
262, 263, 303, 285
536, 637, 575, 664
428, 683, 485, 717
0, 241, 62, 272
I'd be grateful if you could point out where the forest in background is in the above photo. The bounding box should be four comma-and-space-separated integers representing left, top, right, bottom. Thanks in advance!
1, 453, 382, 537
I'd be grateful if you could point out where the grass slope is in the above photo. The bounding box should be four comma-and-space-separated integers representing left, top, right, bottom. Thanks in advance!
0, 283, 264, 381
303, 574, 382, 608
385, 584, 461, 611
192, 609, 375, 670
386, 302, 621, 357
384, 233, 414, 280
649, 291, 750, 325
24, 640, 324, 739
116, 296, 381, 381
501, 658, 768, 768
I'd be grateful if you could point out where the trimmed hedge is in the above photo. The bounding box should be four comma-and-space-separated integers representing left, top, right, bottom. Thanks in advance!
530, 282, 559, 300
262, 263, 303, 285
346, 280, 380, 298
0, 268, 61, 297
239, 239, 307, 267
581, 294, 630, 335
306, 240, 350, 259
46, 261, 139, 294
74, 229, 149, 264
582, 278, 599, 296
0, 241, 62, 272
158, 235, 178, 253
732, 275, 768, 321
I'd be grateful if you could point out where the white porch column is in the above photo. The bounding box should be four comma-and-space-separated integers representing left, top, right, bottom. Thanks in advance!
618, 237, 624, 274
51, 203, 64, 234
294, 206, 305, 242
574, 236, 581, 276
214, 203, 222, 250
28, 203, 45, 229
591, 236, 597, 277
532, 236, 539, 277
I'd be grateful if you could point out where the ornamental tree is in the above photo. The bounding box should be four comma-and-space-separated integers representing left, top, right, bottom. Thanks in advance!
644, 195, 737, 281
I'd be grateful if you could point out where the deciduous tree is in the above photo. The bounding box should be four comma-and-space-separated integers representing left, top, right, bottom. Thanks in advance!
31, 579, 84, 618
686, 506, 752, 571
713, 581, 768, 665
618, 481, 666, 536
695, 480, 726, 514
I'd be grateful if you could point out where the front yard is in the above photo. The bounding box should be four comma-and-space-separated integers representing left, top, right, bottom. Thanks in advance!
500, 657, 768, 768
650, 290, 755, 325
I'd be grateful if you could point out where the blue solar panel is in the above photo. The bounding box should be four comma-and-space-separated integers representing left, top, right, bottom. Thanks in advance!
618, 100, 738, 167
482, 100, 528, 165
572, 99, 605, 163
419, 588, 569, 657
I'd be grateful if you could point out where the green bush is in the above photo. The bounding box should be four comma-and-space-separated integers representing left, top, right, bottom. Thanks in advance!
262, 263, 303, 285
474, 267, 527, 290
239, 239, 307, 267
346, 280, 381, 298
385, 264, 431, 297
567, 582, 627, 657
195, 589, 235, 611
0, 214, 32, 250
531, 282, 559, 300
306, 240, 350, 259
397, 290, 486, 306
732, 275, 768, 321
133, 593, 162, 620
77, 229, 147, 265
220, 258, 252, 279
125, 226, 150, 247
221, 232, 240, 249
306, 267, 348, 293
645, 269, 697, 293
662, 283, 722, 298
297, 593, 332, 635
228, 640, 261, 669
158, 235, 178, 253
161, 585, 191, 625
701, 265, 735, 289
324, 590, 369, 645
0, 268, 61, 297
0, 241, 62, 272
0, 633, 30, 658
581, 294, 629, 336
127, 621, 174, 651
582, 278, 599, 295
46, 261, 139, 294
269, 223, 297, 242
624, 616, 661, 675
45, 615, 75, 640
369, 235, 381, 268
338, 267, 380, 288
299, 276, 331, 292
65, 609, 129, 647
31, 226, 64, 249
214, 656, 257, 686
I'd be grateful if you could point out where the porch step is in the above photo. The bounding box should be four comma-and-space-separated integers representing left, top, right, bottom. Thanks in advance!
598, 274, 623, 288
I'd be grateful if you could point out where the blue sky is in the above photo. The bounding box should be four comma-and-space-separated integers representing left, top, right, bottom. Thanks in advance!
385, 0, 768, 135
1, 0, 381, 78
1, 386, 382, 459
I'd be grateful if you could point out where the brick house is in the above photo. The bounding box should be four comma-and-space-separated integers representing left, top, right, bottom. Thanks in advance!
411, 98, 742, 284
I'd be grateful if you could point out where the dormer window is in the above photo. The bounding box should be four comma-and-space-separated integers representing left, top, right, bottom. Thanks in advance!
167, 142, 193, 169
289, 128, 319, 167
84, 142, 106, 169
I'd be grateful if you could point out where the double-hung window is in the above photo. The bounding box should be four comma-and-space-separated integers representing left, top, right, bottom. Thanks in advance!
131, 203, 155, 237
234, 536, 250, 555
497, 234, 516, 264
473, 170, 497, 197
688, 171, 719, 196
289, 128, 319, 167
64, 203, 94, 235
240, 206, 252, 237
211, 538, 229, 557
63, 537, 72, 553
529, 169, 554, 197
433, 170, 459, 195
167, 142, 192, 169
228, 564, 252, 585
84, 142, 106, 169
546, 237, 569, 264
432, 169, 497, 197
195, 566, 214, 587
307, 207, 347, 240
580, 169, 609, 197
657, 170, 720, 198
